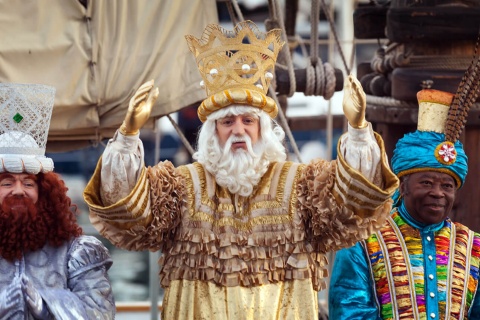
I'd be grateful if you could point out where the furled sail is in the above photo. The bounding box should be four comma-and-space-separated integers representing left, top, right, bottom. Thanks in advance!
0, 0, 218, 151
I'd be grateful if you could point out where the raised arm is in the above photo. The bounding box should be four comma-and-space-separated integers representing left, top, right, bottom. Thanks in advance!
84, 81, 185, 252
297, 74, 398, 252
340, 74, 383, 185
99, 80, 159, 205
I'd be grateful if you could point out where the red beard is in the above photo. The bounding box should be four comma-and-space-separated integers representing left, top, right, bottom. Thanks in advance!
0, 196, 48, 261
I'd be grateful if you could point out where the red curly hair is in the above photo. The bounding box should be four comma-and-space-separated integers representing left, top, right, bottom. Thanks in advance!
36, 172, 83, 243
0, 172, 83, 261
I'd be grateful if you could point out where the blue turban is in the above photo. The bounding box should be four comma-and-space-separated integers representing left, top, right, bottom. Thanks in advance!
391, 130, 468, 189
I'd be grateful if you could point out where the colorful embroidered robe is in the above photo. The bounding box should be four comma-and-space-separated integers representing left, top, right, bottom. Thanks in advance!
329, 208, 480, 320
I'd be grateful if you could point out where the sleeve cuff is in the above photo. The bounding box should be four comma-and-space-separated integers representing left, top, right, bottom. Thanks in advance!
111, 130, 141, 152
347, 122, 375, 142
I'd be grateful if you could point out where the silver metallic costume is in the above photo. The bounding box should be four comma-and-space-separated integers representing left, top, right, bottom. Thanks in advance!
0, 235, 115, 320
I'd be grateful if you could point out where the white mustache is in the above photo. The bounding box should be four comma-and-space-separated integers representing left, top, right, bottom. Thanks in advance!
222, 134, 257, 158
231, 136, 246, 143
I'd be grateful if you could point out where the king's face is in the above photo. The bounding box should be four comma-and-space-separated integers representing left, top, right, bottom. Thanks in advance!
216, 114, 260, 151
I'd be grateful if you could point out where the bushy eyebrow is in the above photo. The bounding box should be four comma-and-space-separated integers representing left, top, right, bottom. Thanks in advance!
0, 173, 37, 182
24, 174, 37, 182
0, 173, 14, 181
220, 113, 257, 119
416, 173, 455, 184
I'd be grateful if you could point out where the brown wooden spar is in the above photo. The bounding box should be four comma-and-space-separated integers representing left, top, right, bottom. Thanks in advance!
275, 67, 344, 96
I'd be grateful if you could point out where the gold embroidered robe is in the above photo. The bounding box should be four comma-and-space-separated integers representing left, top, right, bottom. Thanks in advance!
84, 131, 398, 320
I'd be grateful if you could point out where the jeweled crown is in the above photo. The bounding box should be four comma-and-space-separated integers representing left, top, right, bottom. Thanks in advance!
185, 20, 284, 122
0, 83, 55, 173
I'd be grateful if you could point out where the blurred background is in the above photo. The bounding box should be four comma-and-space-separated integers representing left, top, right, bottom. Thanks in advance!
2, 0, 480, 318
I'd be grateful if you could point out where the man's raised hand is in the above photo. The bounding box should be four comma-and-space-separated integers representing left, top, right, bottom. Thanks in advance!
119, 80, 160, 136
342, 74, 367, 129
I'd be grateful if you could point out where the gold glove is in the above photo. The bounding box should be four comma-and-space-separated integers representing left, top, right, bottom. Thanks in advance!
342, 74, 367, 129
119, 80, 160, 136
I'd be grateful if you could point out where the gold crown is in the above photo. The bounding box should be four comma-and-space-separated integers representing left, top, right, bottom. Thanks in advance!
185, 20, 284, 122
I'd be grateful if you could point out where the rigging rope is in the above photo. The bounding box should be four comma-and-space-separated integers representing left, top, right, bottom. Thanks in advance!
366, 95, 417, 108
310, 0, 320, 67
225, 2, 240, 26
301, 0, 336, 100
267, 0, 303, 163
167, 114, 195, 156
267, 0, 297, 98
230, 0, 245, 23
320, 0, 351, 75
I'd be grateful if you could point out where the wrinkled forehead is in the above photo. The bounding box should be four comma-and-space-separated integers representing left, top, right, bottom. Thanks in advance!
0, 172, 37, 182
403, 170, 457, 185
208, 105, 262, 121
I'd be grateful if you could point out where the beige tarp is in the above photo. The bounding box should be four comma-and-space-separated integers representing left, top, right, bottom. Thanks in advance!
0, 0, 218, 151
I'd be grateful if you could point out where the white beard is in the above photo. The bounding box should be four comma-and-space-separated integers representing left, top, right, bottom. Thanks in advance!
194, 107, 288, 197
213, 134, 268, 197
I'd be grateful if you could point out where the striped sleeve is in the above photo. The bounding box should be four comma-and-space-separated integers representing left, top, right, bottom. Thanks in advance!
334, 131, 398, 217
297, 132, 399, 252
83, 156, 153, 250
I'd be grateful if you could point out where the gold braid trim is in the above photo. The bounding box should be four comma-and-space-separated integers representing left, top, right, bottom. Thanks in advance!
334, 131, 398, 215
84, 156, 151, 228
198, 88, 277, 122
181, 162, 301, 230
297, 158, 393, 253
158, 162, 328, 290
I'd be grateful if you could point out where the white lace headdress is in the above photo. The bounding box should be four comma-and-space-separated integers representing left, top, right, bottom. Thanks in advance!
0, 83, 55, 174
